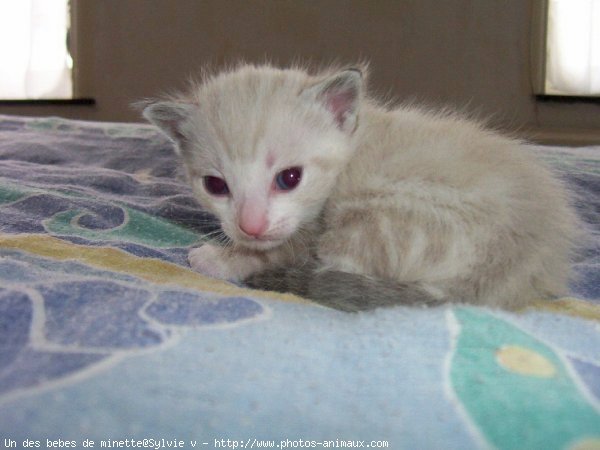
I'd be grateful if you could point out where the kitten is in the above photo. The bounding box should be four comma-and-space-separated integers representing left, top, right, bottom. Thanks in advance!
143, 64, 577, 311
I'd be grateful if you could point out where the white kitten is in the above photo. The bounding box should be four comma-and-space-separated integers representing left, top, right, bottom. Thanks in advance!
143, 64, 577, 311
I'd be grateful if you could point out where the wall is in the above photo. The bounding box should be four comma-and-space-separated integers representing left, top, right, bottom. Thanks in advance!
1, 0, 599, 144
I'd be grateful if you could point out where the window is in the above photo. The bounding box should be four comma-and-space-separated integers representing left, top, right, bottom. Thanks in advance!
545, 0, 600, 96
0, 0, 72, 100
532, 0, 600, 97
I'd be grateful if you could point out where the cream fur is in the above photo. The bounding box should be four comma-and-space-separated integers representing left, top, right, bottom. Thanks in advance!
143, 64, 578, 310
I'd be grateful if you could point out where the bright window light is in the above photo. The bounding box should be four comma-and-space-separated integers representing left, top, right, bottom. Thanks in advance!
546, 0, 600, 95
0, 0, 72, 99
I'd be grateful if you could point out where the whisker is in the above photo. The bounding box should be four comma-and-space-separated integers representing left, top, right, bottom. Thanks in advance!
200, 229, 226, 239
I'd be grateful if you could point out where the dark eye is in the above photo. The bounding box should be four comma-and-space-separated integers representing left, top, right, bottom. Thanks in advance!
275, 167, 302, 191
203, 176, 229, 196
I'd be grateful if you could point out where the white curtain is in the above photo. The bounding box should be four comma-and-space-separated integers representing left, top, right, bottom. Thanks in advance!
546, 0, 600, 95
0, 0, 72, 99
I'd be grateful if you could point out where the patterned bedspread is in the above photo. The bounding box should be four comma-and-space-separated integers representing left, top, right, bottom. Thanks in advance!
0, 114, 598, 449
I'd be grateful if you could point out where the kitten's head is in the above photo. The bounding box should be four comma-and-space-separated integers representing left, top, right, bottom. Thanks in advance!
143, 65, 363, 250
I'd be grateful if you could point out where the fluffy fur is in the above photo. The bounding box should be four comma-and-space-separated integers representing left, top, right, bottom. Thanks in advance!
143, 64, 578, 311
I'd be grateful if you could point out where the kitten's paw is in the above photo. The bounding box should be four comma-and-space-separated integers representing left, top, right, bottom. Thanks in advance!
188, 244, 233, 280
188, 244, 267, 281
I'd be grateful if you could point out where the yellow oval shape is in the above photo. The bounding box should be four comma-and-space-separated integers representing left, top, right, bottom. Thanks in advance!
569, 438, 600, 450
496, 345, 556, 378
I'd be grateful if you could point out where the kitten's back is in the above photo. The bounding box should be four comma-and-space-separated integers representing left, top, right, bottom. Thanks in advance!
320, 104, 577, 308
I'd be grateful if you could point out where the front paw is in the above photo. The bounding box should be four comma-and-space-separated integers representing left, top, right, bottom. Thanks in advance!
188, 244, 233, 280
188, 244, 266, 281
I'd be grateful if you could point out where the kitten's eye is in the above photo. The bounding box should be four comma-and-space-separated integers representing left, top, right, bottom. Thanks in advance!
203, 176, 229, 196
275, 167, 302, 191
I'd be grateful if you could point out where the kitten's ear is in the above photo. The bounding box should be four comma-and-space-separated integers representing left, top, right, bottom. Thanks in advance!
142, 101, 197, 149
302, 69, 362, 134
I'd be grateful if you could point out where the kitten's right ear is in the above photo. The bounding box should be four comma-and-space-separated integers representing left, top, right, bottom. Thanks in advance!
142, 101, 197, 149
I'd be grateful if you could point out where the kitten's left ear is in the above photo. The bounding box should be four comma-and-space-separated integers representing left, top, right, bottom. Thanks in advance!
302, 69, 363, 134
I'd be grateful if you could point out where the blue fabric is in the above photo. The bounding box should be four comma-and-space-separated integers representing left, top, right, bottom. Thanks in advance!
0, 115, 598, 449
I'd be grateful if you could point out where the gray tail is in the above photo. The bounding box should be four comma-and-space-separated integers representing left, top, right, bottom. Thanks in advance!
244, 265, 444, 312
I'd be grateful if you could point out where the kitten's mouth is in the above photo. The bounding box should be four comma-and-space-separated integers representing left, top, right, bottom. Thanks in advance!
223, 225, 291, 251
238, 235, 286, 250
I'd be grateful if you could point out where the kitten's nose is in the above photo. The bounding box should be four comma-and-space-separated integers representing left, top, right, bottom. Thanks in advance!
239, 218, 268, 238
238, 202, 268, 238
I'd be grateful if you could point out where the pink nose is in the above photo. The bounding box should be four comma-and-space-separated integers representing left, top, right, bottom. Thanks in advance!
238, 199, 269, 238
239, 218, 268, 238
238, 209, 268, 238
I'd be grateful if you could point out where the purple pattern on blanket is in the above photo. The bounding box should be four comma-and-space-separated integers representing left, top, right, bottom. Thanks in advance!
0, 116, 598, 444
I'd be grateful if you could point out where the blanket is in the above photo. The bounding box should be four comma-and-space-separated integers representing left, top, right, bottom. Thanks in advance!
0, 114, 599, 449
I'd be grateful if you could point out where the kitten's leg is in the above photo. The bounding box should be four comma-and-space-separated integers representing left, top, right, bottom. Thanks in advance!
188, 242, 300, 282
188, 244, 268, 281
246, 202, 458, 310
